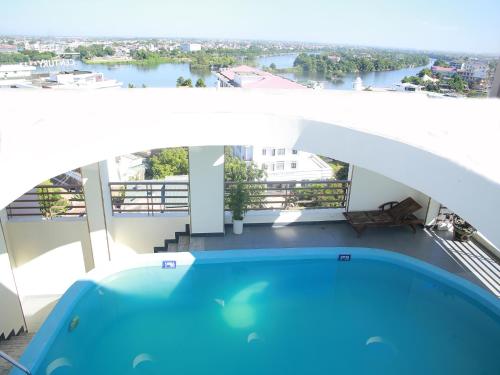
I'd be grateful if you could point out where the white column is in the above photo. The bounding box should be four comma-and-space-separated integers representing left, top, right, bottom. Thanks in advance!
0, 210, 26, 337
188, 146, 225, 236
81, 162, 111, 267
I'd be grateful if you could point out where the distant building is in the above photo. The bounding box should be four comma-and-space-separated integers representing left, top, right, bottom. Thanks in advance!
232, 146, 333, 182
0, 64, 35, 79
431, 66, 457, 77
0, 44, 18, 53
459, 61, 489, 82
217, 65, 306, 89
45, 71, 122, 89
449, 61, 465, 70
181, 43, 202, 52
114, 154, 146, 181
394, 82, 424, 92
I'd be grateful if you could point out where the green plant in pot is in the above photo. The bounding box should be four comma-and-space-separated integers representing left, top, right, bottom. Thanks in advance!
452, 215, 476, 241
224, 152, 266, 234
227, 182, 249, 234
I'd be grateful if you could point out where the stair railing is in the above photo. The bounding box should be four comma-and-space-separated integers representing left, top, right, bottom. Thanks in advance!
0, 351, 31, 375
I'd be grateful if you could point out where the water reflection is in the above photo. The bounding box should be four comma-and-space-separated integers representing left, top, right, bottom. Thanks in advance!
223, 281, 268, 328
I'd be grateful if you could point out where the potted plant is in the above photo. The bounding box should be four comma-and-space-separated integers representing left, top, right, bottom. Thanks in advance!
227, 182, 249, 234
452, 215, 476, 241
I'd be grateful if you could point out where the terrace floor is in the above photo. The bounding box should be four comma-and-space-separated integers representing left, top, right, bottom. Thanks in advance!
1, 222, 499, 374
190, 222, 500, 296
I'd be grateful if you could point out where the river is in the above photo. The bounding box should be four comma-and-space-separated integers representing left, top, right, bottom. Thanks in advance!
36, 53, 432, 90
258, 53, 434, 90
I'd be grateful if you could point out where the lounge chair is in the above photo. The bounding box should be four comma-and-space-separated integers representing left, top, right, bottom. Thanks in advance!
343, 197, 423, 237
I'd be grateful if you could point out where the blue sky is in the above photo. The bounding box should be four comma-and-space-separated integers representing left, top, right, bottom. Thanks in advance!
2, 0, 500, 54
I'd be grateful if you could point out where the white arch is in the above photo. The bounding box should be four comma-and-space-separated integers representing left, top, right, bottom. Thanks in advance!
1, 89, 499, 246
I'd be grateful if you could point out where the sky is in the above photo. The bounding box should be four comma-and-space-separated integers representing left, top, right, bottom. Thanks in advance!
1, 0, 500, 54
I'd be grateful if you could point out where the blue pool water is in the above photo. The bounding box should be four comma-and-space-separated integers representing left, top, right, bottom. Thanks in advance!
17, 249, 500, 375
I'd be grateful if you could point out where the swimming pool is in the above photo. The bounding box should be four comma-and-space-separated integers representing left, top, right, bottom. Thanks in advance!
14, 248, 500, 375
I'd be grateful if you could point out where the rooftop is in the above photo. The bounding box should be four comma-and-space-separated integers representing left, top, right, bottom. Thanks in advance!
218, 65, 306, 89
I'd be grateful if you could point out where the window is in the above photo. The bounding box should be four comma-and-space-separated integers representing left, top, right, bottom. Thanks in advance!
262, 163, 268, 170
272, 149, 276, 156
276, 161, 285, 171
291, 161, 297, 169
292, 149, 298, 154
278, 148, 285, 155
271, 163, 275, 171
262, 148, 267, 156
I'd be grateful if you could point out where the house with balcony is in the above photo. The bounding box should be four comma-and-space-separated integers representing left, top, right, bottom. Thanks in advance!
0, 85, 499, 374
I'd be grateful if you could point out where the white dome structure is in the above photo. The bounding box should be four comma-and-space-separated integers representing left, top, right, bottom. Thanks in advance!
353, 76, 364, 91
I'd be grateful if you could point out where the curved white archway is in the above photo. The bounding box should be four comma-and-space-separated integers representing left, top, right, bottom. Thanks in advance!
1, 89, 499, 246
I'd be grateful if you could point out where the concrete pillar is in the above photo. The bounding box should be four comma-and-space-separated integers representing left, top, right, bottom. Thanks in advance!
188, 146, 225, 236
81, 163, 111, 267
0, 210, 26, 337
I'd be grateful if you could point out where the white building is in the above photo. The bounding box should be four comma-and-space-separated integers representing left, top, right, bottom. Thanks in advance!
394, 82, 424, 92
0, 64, 36, 79
233, 145, 333, 181
459, 61, 489, 82
181, 43, 202, 52
45, 71, 122, 89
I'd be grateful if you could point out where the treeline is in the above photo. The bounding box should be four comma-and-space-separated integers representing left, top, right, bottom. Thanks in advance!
0, 50, 56, 64
76, 44, 114, 59
293, 52, 429, 77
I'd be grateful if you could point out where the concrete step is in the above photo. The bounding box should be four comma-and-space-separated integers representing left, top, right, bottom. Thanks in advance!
177, 235, 190, 252
167, 243, 178, 252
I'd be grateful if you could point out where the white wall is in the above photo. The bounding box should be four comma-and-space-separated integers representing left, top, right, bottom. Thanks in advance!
225, 208, 345, 225
188, 146, 225, 235
0, 213, 26, 337
349, 166, 430, 220
5, 218, 92, 331
109, 214, 190, 258
1, 90, 500, 247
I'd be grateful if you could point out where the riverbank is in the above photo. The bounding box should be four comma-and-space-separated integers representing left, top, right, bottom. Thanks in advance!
84, 56, 191, 65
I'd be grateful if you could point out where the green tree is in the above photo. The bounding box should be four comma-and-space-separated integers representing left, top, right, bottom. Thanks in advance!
147, 148, 189, 179
418, 68, 433, 78
269, 63, 277, 70
128, 83, 135, 88
176, 76, 185, 87
195, 78, 206, 87
225, 153, 266, 213
183, 78, 193, 87
448, 74, 467, 93
37, 180, 69, 218
433, 59, 450, 67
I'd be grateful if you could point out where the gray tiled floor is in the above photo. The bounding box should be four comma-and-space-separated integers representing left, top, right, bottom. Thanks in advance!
0, 333, 34, 375
191, 222, 500, 293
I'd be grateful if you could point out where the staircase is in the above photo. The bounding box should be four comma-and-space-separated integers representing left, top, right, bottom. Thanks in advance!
154, 224, 190, 253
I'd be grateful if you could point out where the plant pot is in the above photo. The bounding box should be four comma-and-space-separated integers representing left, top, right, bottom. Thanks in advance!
452, 215, 475, 242
233, 219, 244, 235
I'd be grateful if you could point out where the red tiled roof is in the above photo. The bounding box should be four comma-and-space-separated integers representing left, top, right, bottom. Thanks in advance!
218, 65, 306, 89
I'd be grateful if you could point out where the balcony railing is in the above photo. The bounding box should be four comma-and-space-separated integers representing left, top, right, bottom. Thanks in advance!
224, 179, 351, 210
109, 181, 190, 215
6, 184, 86, 219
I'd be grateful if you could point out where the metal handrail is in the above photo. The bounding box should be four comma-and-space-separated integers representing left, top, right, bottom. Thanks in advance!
225, 179, 351, 210
109, 181, 190, 215
0, 351, 31, 375
6, 183, 86, 219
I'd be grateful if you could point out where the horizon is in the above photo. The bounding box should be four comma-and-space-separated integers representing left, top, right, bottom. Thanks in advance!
2, 34, 499, 58
1, 0, 500, 55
